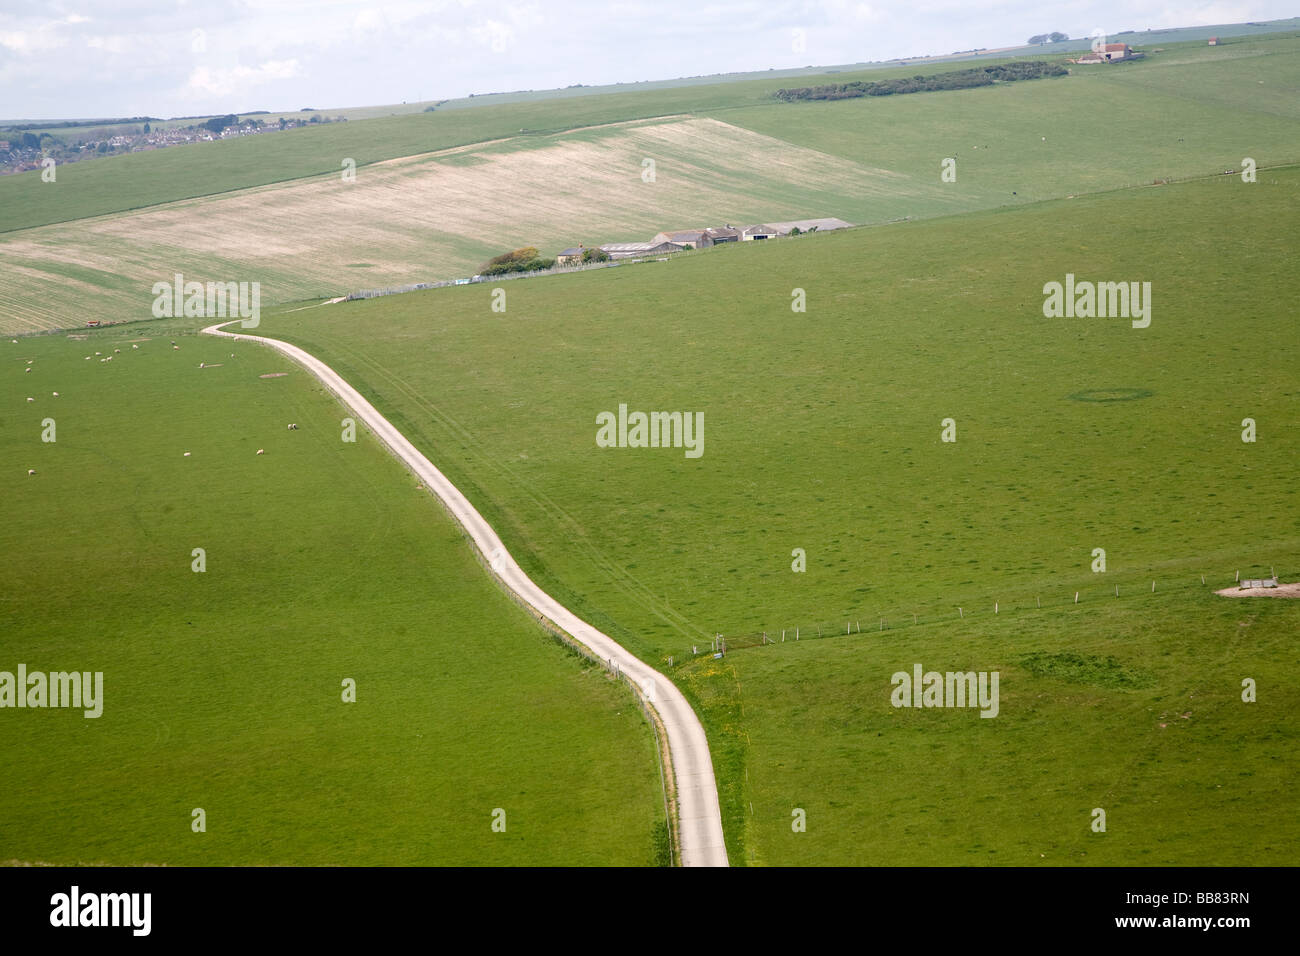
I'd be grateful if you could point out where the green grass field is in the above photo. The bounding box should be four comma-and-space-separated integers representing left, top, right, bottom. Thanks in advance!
249, 165, 1300, 864
5, 22, 1298, 868
0, 319, 664, 865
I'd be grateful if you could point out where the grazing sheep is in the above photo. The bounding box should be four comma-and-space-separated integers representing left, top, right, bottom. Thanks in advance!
173, 345, 180, 351
95, 351, 101, 356
10, 339, 16, 344
198, 362, 205, 369
256, 449, 265, 455
52, 392, 58, 397
183, 452, 191, 457
26, 397, 33, 402
287, 423, 298, 430
27, 469, 35, 475
85, 356, 91, 360
24, 367, 30, 373
114, 348, 120, 353
132, 344, 138, 349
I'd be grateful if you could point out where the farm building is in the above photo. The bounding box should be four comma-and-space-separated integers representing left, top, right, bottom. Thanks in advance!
1208, 37, 1218, 45
1076, 43, 1143, 63
768, 217, 853, 235
556, 246, 586, 266
741, 225, 778, 241
599, 241, 686, 259
653, 230, 712, 249
704, 226, 740, 243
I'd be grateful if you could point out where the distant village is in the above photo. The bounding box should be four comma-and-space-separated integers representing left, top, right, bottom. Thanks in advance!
0, 112, 346, 175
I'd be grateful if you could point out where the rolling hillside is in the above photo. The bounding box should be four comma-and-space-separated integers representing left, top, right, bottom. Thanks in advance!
2, 32, 1296, 334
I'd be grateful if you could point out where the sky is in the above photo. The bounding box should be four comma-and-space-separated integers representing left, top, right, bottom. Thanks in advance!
1, 1, 1294, 119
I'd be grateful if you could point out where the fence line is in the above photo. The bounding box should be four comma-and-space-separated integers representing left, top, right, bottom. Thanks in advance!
344, 248, 699, 301
672, 567, 1289, 665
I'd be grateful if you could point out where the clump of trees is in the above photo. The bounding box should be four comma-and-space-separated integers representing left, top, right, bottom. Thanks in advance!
479, 246, 555, 276
774, 61, 1067, 102
203, 114, 239, 133
580, 248, 609, 263
1028, 33, 1070, 44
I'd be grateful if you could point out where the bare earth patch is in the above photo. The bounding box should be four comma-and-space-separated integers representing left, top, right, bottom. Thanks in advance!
1215, 581, 1300, 598
259, 372, 288, 379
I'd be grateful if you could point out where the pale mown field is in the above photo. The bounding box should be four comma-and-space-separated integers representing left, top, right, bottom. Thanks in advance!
0, 116, 943, 333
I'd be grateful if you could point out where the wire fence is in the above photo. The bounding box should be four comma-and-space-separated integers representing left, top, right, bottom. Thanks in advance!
665, 563, 1292, 666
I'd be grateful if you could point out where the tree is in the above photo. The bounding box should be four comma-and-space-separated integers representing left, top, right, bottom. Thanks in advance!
789, 226, 803, 236
1028, 34, 1049, 45
581, 248, 610, 263
143, 122, 151, 134
20, 131, 40, 149
204, 114, 237, 133
480, 247, 540, 271
1049, 32, 1069, 43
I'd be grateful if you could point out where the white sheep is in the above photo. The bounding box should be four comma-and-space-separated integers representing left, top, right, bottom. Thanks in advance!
52, 392, 58, 397
26, 397, 33, 402
287, 423, 298, 430
27, 469, 35, 475
132, 344, 139, 349
173, 345, 180, 351
256, 449, 265, 455
114, 348, 120, 353
95, 351, 101, 356
183, 452, 191, 457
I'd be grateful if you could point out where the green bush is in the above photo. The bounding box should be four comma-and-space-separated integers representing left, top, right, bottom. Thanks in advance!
480, 255, 554, 276
480, 246, 541, 272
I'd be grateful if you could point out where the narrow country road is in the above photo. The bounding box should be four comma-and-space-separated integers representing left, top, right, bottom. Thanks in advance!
202, 321, 729, 867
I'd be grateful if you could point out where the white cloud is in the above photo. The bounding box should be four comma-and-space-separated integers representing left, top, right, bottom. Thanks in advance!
186, 58, 303, 98
86, 35, 129, 54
